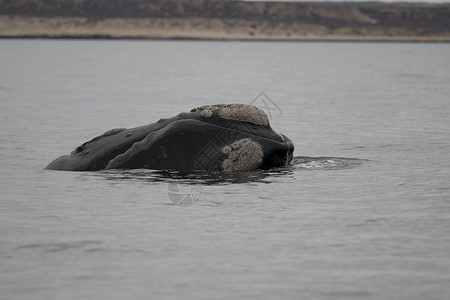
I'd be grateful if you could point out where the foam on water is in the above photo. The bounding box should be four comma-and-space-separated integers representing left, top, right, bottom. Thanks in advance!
292, 156, 367, 170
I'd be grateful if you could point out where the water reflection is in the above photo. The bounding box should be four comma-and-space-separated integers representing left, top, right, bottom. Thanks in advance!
87, 156, 366, 186
93, 168, 269, 186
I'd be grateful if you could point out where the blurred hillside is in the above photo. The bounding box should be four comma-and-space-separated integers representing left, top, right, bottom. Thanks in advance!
1, 0, 449, 40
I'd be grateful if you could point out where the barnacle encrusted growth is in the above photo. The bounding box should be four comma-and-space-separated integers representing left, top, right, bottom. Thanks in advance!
201, 109, 213, 118
103, 128, 126, 136
196, 104, 269, 126
222, 138, 264, 171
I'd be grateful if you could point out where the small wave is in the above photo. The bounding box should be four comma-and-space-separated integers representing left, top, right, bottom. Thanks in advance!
15, 241, 103, 253
291, 156, 367, 170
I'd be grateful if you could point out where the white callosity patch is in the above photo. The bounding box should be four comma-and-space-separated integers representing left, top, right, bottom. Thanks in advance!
222, 138, 263, 172
196, 104, 269, 126
103, 128, 126, 136
200, 109, 213, 118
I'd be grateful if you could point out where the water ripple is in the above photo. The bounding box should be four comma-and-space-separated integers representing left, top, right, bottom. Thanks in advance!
15, 241, 103, 253
291, 156, 367, 170
85, 156, 366, 187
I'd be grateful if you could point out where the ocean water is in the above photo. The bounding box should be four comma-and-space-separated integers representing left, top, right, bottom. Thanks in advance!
0, 39, 449, 299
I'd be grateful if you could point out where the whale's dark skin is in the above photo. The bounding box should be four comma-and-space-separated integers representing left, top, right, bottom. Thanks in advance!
45, 104, 294, 172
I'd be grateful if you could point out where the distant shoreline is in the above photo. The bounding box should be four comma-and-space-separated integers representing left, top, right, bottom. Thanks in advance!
1, 35, 449, 43
1, 1, 449, 43
1, 16, 449, 43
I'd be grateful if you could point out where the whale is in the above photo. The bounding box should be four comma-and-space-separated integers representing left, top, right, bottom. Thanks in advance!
45, 104, 294, 173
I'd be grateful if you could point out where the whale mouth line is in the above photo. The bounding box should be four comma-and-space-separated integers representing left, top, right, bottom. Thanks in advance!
119, 117, 284, 150
183, 118, 286, 145
104, 118, 292, 172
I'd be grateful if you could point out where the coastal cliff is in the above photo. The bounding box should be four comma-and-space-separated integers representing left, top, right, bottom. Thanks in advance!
1, 0, 449, 41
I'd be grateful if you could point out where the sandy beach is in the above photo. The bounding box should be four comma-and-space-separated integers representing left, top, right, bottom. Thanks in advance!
1, 15, 449, 42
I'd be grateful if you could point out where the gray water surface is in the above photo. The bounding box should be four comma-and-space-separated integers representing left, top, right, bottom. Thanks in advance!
1, 40, 449, 299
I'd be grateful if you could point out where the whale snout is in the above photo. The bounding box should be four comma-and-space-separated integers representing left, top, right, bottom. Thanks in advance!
259, 134, 294, 169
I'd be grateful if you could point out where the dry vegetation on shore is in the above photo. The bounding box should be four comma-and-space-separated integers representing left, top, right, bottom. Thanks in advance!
1, 0, 449, 41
